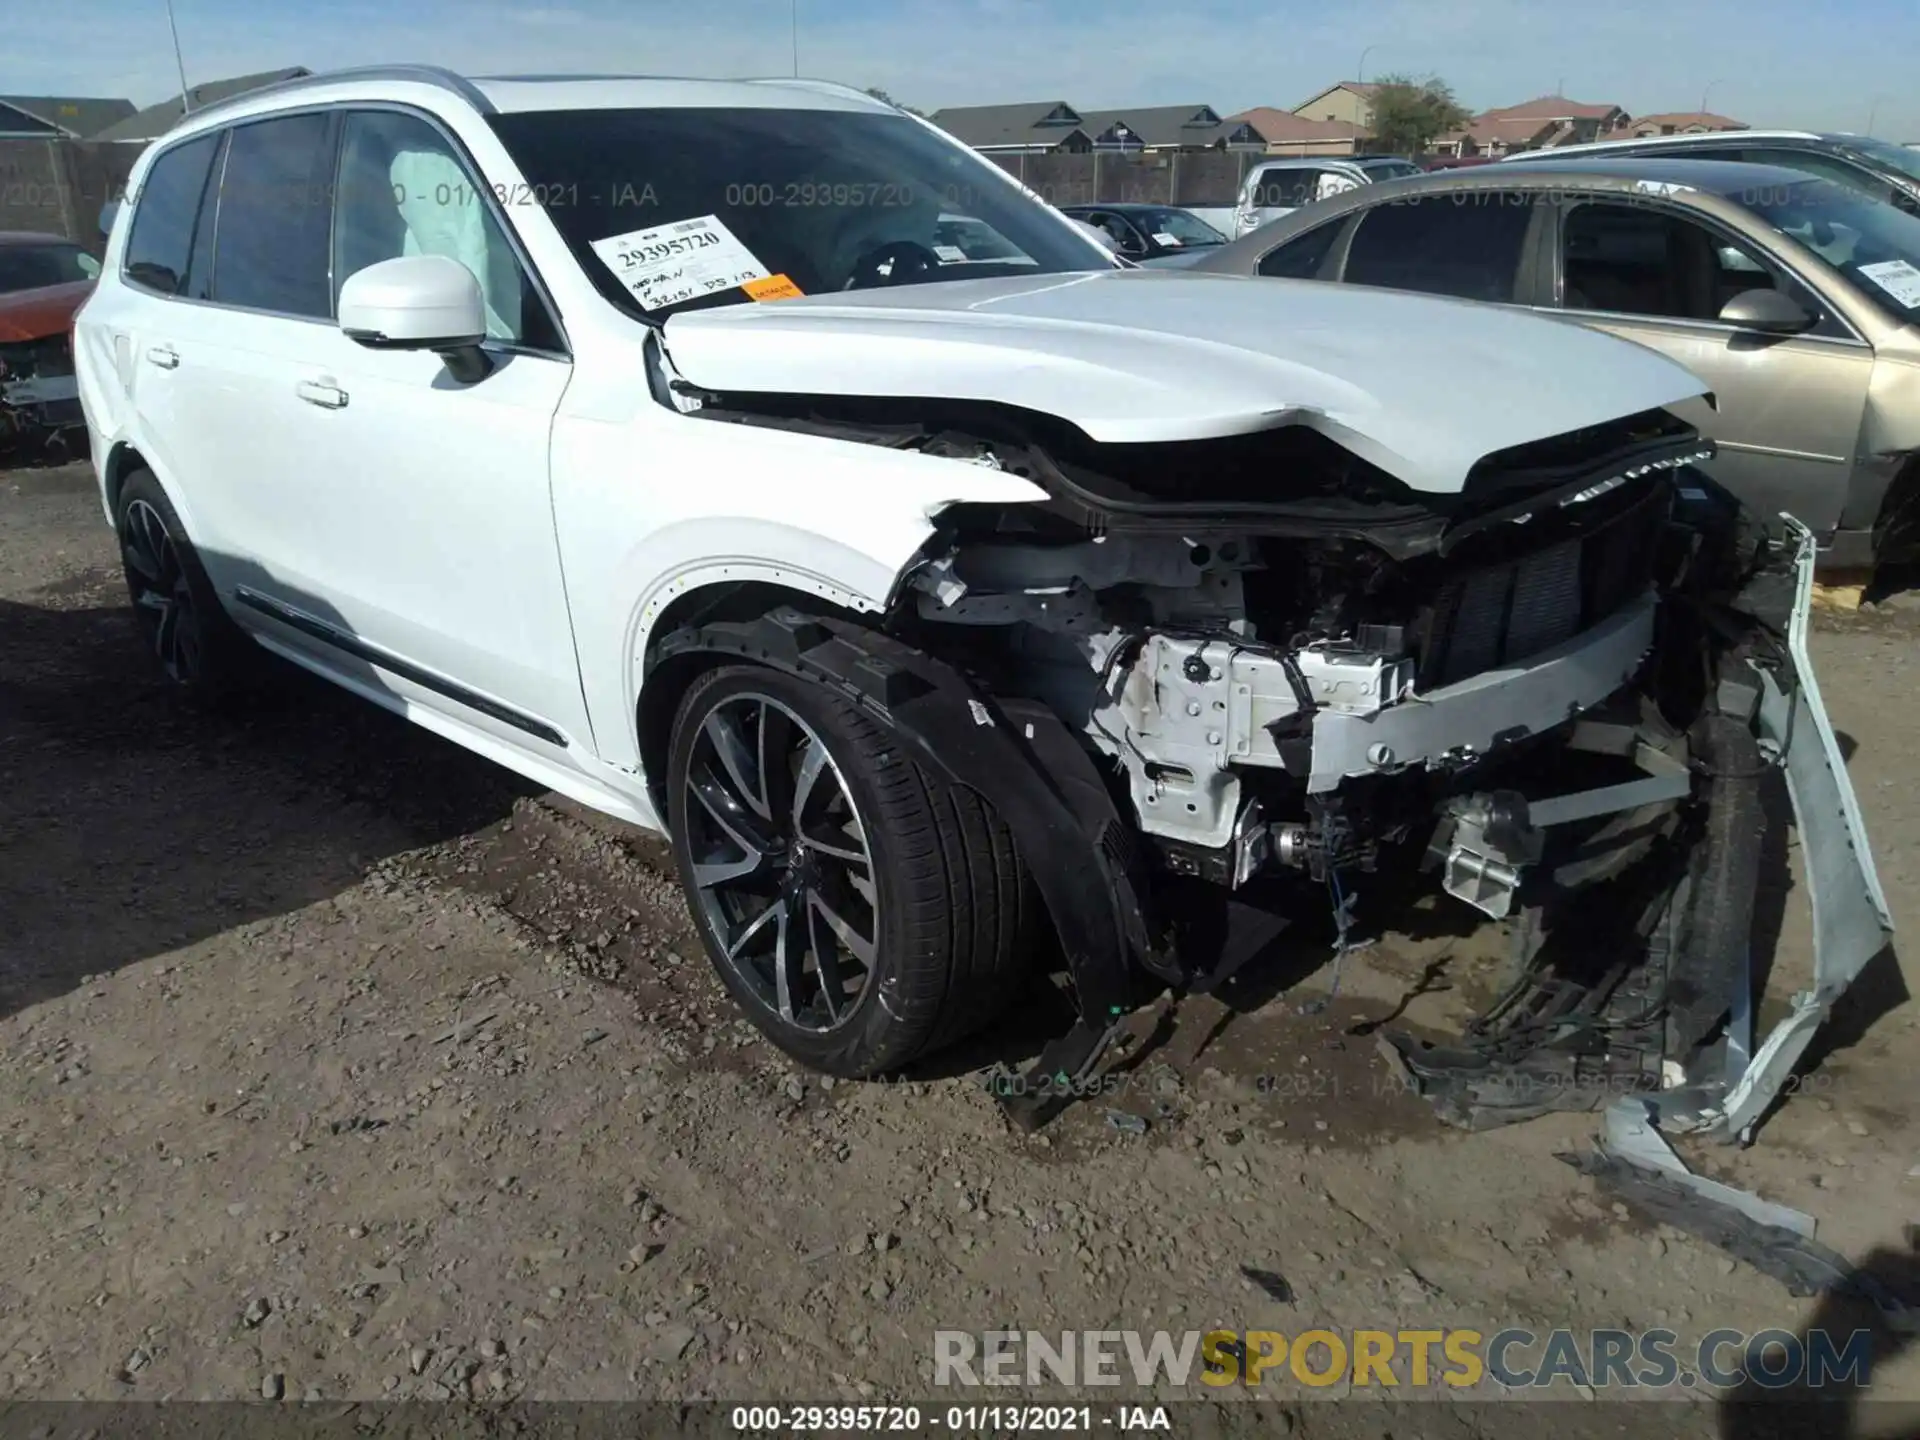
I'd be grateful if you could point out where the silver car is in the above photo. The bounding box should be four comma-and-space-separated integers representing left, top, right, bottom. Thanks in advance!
1194, 157, 1920, 577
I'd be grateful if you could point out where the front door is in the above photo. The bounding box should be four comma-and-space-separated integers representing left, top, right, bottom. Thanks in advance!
184, 104, 590, 756
1547, 197, 1873, 536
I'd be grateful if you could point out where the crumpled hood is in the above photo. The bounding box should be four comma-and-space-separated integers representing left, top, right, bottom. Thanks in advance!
662, 269, 1709, 494
0, 279, 91, 344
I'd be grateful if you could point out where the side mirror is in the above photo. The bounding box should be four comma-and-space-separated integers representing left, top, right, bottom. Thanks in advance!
1718, 287, 1817, 334
338, 255, 493, 382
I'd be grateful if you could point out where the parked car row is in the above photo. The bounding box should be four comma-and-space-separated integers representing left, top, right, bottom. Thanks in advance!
73, 69, 1887, 1137
1189, 138, 1920, 575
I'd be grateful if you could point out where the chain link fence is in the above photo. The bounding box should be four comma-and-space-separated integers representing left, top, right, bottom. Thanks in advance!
986, 150, 1269, 210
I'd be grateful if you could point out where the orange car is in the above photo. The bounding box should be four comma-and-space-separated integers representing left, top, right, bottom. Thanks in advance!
0, 231, 100, 453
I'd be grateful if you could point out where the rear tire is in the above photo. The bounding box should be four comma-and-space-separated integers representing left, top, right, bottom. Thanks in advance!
665, 662, 1035, 1076
116, 468, 258, 707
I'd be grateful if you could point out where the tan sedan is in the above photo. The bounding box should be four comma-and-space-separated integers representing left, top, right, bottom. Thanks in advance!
1191, 157, 1920, 577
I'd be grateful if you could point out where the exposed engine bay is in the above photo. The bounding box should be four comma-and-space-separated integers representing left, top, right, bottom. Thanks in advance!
0, 334, 85, 458
660, 374, 1892, 1145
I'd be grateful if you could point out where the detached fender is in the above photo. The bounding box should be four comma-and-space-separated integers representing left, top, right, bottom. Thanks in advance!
1717, 518, 1895, 1140
653, 609, 1157, 1026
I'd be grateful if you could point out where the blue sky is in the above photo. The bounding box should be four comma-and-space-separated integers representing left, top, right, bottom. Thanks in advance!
18, 0, 1920, 138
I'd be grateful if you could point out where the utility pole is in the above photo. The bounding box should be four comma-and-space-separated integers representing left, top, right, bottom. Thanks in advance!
790, 0, 799, 78
164, 0, 193, 112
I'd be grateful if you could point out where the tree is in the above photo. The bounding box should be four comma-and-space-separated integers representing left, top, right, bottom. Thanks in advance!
1366, 73, 1470, 155
864, 87, 926, 118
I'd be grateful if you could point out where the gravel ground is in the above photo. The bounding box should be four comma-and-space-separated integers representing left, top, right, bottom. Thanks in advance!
4, 459, 1920, 1435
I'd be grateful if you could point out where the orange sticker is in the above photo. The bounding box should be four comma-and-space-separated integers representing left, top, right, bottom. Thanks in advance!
744, 273, 804, 302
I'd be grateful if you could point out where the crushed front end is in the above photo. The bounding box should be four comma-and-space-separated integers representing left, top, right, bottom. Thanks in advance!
0, 332, 85, 457
882, 409, 1892, 1140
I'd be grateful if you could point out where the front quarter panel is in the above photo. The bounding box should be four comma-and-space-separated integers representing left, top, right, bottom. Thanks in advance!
548, 388, 1045, 775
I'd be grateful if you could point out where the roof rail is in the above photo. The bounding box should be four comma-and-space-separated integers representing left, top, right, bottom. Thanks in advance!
182, 64, 494, 126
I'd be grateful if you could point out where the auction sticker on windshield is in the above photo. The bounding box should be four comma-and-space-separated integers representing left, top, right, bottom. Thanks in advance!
1152, 232, 1182, 246
1859, 258, 1920, 308
589, 215, 770, 310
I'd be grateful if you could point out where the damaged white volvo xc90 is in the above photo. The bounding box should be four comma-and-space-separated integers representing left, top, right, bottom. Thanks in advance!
76, 68, 1890, 1139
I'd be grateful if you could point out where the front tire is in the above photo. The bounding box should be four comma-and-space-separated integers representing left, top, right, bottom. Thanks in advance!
665, 662, 1035, 1076
116, 468, 257, 706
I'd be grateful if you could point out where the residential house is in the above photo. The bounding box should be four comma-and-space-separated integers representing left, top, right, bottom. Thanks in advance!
0, 95, 136, 140
1431, 94, 1630, 158
1290, 82, 1382, 129
1073, 105, 1266, 152
929, 101, 1092, 154
91, 67, 313, 143
1224, 107, 1371, 158
1620, 111, 1747, 138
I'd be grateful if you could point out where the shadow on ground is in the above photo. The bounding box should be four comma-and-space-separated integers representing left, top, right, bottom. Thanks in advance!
0, 587, 531, 1021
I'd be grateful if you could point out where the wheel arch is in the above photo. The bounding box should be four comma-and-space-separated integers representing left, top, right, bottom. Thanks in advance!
102, 440, 149, 521
633, 574, 885, 822
101, 439, 211, 548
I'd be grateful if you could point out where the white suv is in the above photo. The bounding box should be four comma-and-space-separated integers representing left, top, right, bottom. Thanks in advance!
77, 67, 1886, 1132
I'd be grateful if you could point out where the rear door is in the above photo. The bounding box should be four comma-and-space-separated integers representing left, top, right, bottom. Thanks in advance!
160, 111, 345, 605
1544, 196, 1873, 535
73, 130, 222, 517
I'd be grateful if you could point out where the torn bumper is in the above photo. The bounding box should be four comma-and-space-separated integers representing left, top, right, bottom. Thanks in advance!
1680, 518, 1894, 1143
1387, 519, 1893, 1144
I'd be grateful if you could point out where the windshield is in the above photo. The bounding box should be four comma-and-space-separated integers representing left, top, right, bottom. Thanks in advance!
1744, 177, 1920, 321
1839, 135, 1920, 188
0, 242, 98, 294
488, 107, 1114, 318
1132, 208, 1226, 246
1359, 160, 1422, 180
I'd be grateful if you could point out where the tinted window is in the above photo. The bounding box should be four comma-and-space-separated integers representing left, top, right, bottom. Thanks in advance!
335, 109, 557, 347
1343, 193, 1535, 301
1257, 220, 1344, 279
1561, 201, 1794, 321
1082, 211, 1144, 252
211, 113, 336, 317
0, 242, 98, 293
488, 107, 1109, 320
123, 134, 218, 295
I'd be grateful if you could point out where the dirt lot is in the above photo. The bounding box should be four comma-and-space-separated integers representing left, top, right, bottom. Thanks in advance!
4, 458, 1920, 1434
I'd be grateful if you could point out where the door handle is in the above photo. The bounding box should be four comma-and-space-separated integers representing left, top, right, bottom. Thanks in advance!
295, 379, 349, 410
144, 345, 179, 370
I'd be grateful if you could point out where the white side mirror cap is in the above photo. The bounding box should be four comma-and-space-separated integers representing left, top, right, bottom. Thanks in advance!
338, 255, 486, 348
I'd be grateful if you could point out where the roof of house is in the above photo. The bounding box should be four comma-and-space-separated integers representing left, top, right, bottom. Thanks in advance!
1437, 115, 1562, 148
1626, 111, 1747, 131
928, 100, 1084, 148
1291, 81, 1384, 112
0, 95, 137, 139
1481, 94, 1624, 122
1075, 104, 1237, 147
1224, 107, 1370, 143
91, 67, 313, 142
